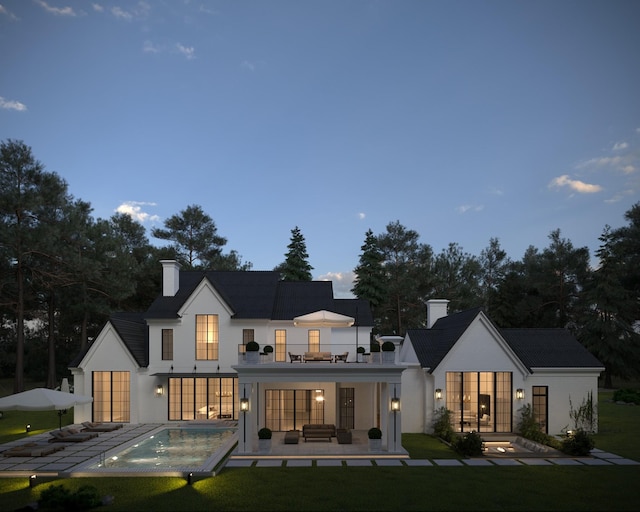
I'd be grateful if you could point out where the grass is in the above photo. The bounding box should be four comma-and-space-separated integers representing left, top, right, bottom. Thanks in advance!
1, 386, 639, 511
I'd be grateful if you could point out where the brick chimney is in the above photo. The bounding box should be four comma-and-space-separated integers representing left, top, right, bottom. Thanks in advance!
160, 260, 181, 297
426, 299, 449, 328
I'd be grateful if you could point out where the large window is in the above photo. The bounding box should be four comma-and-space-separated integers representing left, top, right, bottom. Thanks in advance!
196, 314, 218, 360
308, 330, 320, 351
445, 372, 512, 433
265, 389, 325, 431
169, 377, 238, 420
242, 329, 254, 343
275, 329, 286, 362
162, 329, 173, 360
92, 371, 130, 422
532, 386, 548, 433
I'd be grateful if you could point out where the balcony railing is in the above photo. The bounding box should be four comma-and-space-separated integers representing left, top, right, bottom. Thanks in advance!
236, 343, 397, 365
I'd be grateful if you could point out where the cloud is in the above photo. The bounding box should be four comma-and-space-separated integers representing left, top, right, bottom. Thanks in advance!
0, 5, 19, 20
613, 141, 628, 151
622, 165, 636, 174
92, 3, 104, 13
142, 40, 160, 54
115, 201, 160, 223
575, 156, 623, 170
605, 189, 635, 204
317, 271, 356, 299
456, 204, 484, 214
357, 212, 366, 220
35, 0, 76, 16
549, 175, 603, 193
0, 96, 27, 111
241, 60, 256, 71
109, 2, 150, 21
176, 43, 196, 60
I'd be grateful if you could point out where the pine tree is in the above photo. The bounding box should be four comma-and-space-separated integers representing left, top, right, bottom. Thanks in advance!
278, 226, 313, 281
352, 229, 386, 314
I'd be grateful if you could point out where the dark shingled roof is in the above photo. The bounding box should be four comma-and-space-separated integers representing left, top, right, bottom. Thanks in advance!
68, 312, 148, 368
76, 270, 372, 369
407, 307, 603, 373
500, 328, 604, 371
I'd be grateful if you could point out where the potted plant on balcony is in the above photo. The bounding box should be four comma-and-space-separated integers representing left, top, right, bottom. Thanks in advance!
258, 427, 272, 453
381, 341, 396, 364
245, 341, 260, 364
368, 427, 382, 452
357, 346, 366, 362
263, 345, 274, 362
370, 342, 381, 364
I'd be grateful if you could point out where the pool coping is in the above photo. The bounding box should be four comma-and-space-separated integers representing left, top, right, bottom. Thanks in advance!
67, 424, 239, 478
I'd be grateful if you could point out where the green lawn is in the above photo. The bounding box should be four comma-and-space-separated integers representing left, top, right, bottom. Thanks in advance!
1, 389, 638, 511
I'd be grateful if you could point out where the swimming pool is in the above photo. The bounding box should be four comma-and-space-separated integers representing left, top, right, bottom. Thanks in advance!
81, 426, 237, 474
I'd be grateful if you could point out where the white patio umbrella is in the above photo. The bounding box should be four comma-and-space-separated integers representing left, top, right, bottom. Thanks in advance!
0, 388, 93, 429
293, 310, 355, 328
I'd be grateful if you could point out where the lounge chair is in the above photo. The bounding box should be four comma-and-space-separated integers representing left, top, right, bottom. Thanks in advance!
3, 442, 64, 457
81, 421, 124, 432
48, 428, 99, 443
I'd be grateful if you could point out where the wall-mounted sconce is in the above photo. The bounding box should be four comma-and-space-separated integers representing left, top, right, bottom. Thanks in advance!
155, 385, 164, 397
391, 397, 400, 411
516, 389, 525, 400
240, 397, 249, 412
435, 389, 443, 400
315, 389, 325, 402
25, 424, 31, 433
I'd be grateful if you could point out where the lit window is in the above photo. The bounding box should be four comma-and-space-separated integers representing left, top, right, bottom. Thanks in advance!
162, 329, 173, 360
196, 314, 219, 360
308, 330, 320, 352
275, 329, 286, 362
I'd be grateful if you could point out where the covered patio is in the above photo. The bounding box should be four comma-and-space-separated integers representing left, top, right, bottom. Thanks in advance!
233, 363, 407, 456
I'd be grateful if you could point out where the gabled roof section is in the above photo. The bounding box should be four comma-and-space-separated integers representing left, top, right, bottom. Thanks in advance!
407, 307, 482, 371
145, 271, 281, 319
501, 328, 604, 371
333, 298, 374, 327
68, 312, 148, 368
109, 312, 149, 367
271, 281, 335, 320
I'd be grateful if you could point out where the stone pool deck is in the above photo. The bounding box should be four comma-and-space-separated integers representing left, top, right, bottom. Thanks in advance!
0, 425, 637, 479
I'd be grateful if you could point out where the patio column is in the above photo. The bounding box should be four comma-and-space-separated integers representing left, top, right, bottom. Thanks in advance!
385, 381, 402, 453
237, 380, 256, 454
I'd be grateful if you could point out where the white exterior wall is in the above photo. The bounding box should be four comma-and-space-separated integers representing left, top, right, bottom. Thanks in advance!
525, 371, 601, 435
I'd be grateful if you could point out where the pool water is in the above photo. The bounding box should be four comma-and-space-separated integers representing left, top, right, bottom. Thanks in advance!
92, 427, 235, 469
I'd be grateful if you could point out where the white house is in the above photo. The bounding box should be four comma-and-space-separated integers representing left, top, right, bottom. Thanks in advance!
70, 262, 603, 455
400, 299, 604, 436
70, 260, 406, 454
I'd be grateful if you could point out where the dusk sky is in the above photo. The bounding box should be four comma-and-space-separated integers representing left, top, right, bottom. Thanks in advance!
1, 1, 639, 297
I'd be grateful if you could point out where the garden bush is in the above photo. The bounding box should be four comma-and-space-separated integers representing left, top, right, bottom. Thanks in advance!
613, 388, 640, 404
453, 431, 484, 457
39, 484, 102, 511
561, 429, 595, 456
432, 407, 455, 443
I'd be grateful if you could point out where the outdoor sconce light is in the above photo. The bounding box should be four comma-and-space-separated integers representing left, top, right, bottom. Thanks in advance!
516, 389, 525, 400
25, 424, 31, 433
391, 397, 400, 411
240, 398, 249, 412
156, 385, 164, 397
435, 389, 442, 400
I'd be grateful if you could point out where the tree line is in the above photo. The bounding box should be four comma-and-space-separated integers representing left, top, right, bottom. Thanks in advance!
1, 139, 638, 392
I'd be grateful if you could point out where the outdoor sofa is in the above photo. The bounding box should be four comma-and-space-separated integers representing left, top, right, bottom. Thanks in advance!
3, 442, 65, 457
49, 428, 99, 443
302, 424, 336, 441
81, 421, 124, 432
303, 352, 333, 362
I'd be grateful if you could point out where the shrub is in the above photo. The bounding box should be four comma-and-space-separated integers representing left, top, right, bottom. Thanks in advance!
613, 388, 640, 404
39, 484, 102, 511
258, 427, 272, 439
569, 391, 597, 432
432, 407, 455, 443
357, 346, 365, 354
516, 404, 549, 444
263, 345, 274, 354
368, 427, 382, 439
245, 341, 260, 352
370, 343, 381, 352
381, 341, 395, 352
453, 431, 484, 457
561, 429, 595, 456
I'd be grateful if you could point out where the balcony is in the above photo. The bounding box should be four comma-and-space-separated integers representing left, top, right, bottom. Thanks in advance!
237, 342, 398, 365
